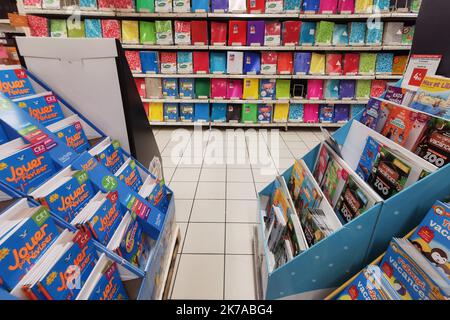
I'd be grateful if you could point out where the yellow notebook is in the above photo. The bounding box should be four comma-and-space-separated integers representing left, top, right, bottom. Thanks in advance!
310, 53, 326, 75
273, 104, 289, 122
242, 78, 259, 99
148, 103, 164, 122
122, 20, 139, 44
355, 0, 373, 13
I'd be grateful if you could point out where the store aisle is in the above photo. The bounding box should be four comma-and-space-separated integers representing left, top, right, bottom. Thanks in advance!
153, 127, 325, 300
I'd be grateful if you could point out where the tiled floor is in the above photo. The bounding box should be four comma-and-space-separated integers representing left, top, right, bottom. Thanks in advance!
153, 127, 326, 300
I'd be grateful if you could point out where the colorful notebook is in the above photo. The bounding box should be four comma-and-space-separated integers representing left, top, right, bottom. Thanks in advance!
210, 51, 227, 73
211, 22, 227, 45
265, 0, 284, 12
338, 0, 355, 13
264, 21, 281, 46
173, 0, 190, 12
67, 21, 85, 38
101, 20, 121, 40
227, 104, 242, 122
376, 53, 394, 74
211, 79, 228, 99
241, 104, 258, 123
180, 103, 194, 121
193, 51, 209, 73
243, 78, 259, 99
191, 20, 208, 45
310, 53, 326, 75
277, 52, 293, 74
227, 79, 243, 99
349, 22, 366, 45
324, 79, 340, 100
191, 0, 209, 12
140, 21, 156, 44
195, 78, 210, 98
332, 24, 349, 46
145, 78, 162, 98
284, 0, 302, 11
160, 51, 177, 74
211, 103, 227, 122
366, 22, 384, 45
282, 21, 301, 46
194, 103, 210, 121
315, 21, 334, 45
261, 52, 278, 74
243, 52, 261, 74
227, 51, 244, 74
177, 51, 193, 74
260, 79, 276, 100
155, 0, 173, 12
162, 78, 179, 98
333, 104, 350, 123
326, 53, 343, 75
273, 104, 289, 122
164, 103, 179, 121
343, 53, 360, 75
370, 80, 387, 98
137, 0, 155, 12
303, 104, 319, 123
354, 0, 373, 13
299, 21, 316, 45
294, 52, 312, 75
148, 103, 164, 122
228, 20, 247, 45
319, 105, 334, 123
229, 0, 246, 11
212, 0, 228, 12
85, 19, 102, 38
247, 0, 265, 12
121, 20, 139, 44
50, 19, 67, 38
276, 80, 291, 99
134, 78, 146, 98
359, 53, 377, 75
355, 80, 372, 99
288, 104, 304, 122
155, 20, 173, 45
307, 79, 324, 100
392, 55, 408, 75
319, 0, 339, 13
383, 22, 404, 45
179, 78, 195, 98
247, 20, 265, 46
140, 51, 159, 73
258, 104, 273, 123
302, 0, 320, 12
339, 80, 356, 99
174, 20, 191, 45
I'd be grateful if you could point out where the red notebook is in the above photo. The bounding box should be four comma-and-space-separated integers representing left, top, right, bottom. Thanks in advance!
125, 51, 142, 73
319, 0, 339, 13
326, 53, 343, 75
160, 52, 177, 73
261, 52, 278, 74
343, 53, 360, 75
247, 0, 265, 13
193, 51, 209, 73
228, 20, 247, 46
277, 52, 293, 74
211, 79, 228, 99
191, 20, 208, 45
101, 19, 121, 40
27, 15, 49, 37
134, 78, 146, 98
211, 22, 227, 45
370, 80, 387, 98
282, 21, 301, 46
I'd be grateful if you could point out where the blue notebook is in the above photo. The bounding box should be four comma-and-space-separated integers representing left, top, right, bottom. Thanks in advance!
284, 0, 302, 11
339, 80, 356, 99
332, 24, 349, 46
351, 104, 365, 118
164, 103, 179, 121
243, 52, 261, 74
180, 103, 194, 121
300, 22, 316, 45
80, 0, 97, 9
258, 104, 272, 123
349, 22, 367, 45
191, 0, 209, 12
162, 78, 179, 97
140, 51, 159, 73
375, 53, 394, 74
366, 22, 384, 45
85, 19, 102, 38
211, 103, 227, 122
294, 52, 311, 74
179, 78, 195, 98
260, 79, 276, 99
302, 0, 319, 12
194, 103, 210, 121
288, 104, 304, 122
374, 0, 390, 11
177, 51, 193, 73
210, 51, 227, 74
324, 80, 340, 100
319, 104, 334, 123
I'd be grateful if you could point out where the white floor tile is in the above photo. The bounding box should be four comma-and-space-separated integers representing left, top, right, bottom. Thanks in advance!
169, 181, 198, 200
224, 255, 256, 300
226, 223, 256, 254
183, 223, 225, 254
163, 167, 175, 183
199, 168, 226, 182
227, 168, 253, 183
175, 199, 193, 222
252, 168, 277, 183
171, 254, 224, 300
196, 181, 226, 199
178, 157, 204, 168
190, 200, 226, 222
161, 156, 181, 168
171, 168, 201, 182
226, 200, 259, 223
178, 222, 188, 254
285, 141, 308, 149
304, 140, 320, 149
226, 183, 256, 200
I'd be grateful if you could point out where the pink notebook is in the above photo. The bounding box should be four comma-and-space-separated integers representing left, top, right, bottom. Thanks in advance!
303, 104, 319, 123
211, 79, 228, 99
319, 0, 338, 13
307, 80, 324, 100
227, 79, 243, 99
338, 0, 355, 13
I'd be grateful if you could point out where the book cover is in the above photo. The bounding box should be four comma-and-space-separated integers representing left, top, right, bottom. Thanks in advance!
50, 19, 67, 38
339, 80, 356, 99
54, 120, 90, 154
155, 0, 172, 12
98, 0, 114, 9
258, 104, 273, 123
335, 176, 370, 223
282, 21, 301, 46
302, 0, 320, 12
148, 103, 164, 121
265, 0, 283, 12
164, 103, 179, 121
134, 78, 146, 98
261, 52, 278, 75
356, 136, 382, 181
85, 260, 128, 300
43, 0, 60, 10
23, 0, 43, 8
294, 52, 311, 75
413, 118, 449, 168
191, 20, 208, 45
366, 22, 384, 45
264, 21, 281, 46
162, 78, 179, 97
319, 0, 338, 13
155, 20, 173, 45
333, 104, 350, 122
277, 52, 293, 75
101, 20, 121, 40
195, 78, 210, 98
210, 51, 227, 74
180, 103, 194, 121
402, 54, 442, 90
160, 51, 177, 74
174, 21, 191, 45
139, 21, 156, 44
324, 79, 340, 100
211, 79, 228, 99
319, 104, 334, 123
383, 22, 404, 45
243, 78, 259, 99
309, 53, 325, 75
303, 104, 319, 123
287, 160, 322, 213
343, 53, 360, 75
0, 67, 35, 99
193, 51, 210, 74
194, 103, 210, 121
227, 79, 243, 99
326, 53, 343, 75
211, 103, 227, 122
84, 19, 102, 38
384, 85, 415, 106
115, 0, 135, 10
338, 0, 355, 13
376, 53, 394, 74
273, 104, 289, 122
247, 20, 265, 46
177, 51, 193, 74
228, 0, 246, 12
392, 55, 408, 75
13, 93, 64, 126
315, 21, 334, 45
288, 104, 303, 122
227, 51, 244, 74
228, 20, 247, 46
212, 0, 228, 11
210, 22, 227, 45
299, 21, 316, 45
349, 22, 366, 45
320, 157, 348, 207
95, 141, 125, 174
370, 80, 387, 98
115, 218, 147, 268
247, 0, 265, 13
410, 77, 450, 119
191, 0, 209, 12
284, 0, 301, 11
137, 0, 155, 12
352, 104, 365, 118
173, 0, 190, 11
27, 15, 49, 37
354, 0, 372, 13
241, 104, 258, 123
121, 20, 139, 44
332, 24, 349, 46
145, 78, 162, 98
243, 52, 261, 74
179, 78, 195, 98
260, 79, 276, 100
124, 51, 142, 74
373, 0, 389, 11
314, 143, 331, 184
359, 53, 377, 75
276, 80, 291, 99
227, 104, 242, 122
307, 79, 324, 100
355, 80, 372, 99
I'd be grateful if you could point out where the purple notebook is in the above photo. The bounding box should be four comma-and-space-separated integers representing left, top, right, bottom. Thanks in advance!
247, 21, 265, 46
211, 0, 229, 11
294, 52, 312, 74
333, 104, 350, 122
339, 80, 355, 99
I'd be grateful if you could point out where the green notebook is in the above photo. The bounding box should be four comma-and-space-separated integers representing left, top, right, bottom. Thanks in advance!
402, 25, 415, 45
67, 21, 85, 38
140, 21, 156, 44
315, 21, 335, 45
241, 104, 258, 123
195, 78, 210, 99
137, 0, 155, 12
410, 0, 421, 12
276, 80, 291, 99
355, 80, 371, 99
359, 53, 377, 74
50, 19, 67, 38
155, 20, 173, 45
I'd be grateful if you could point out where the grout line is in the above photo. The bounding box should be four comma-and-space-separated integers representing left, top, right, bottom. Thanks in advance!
223, 142, 228, 301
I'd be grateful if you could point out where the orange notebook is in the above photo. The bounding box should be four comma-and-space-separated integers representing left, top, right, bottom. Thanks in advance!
277, 52, 293, 74
392, 55, 408, 75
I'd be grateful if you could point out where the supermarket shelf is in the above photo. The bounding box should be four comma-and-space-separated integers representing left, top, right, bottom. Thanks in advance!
142, 98, 208, 103
376, 74, 403, 80
211, 121, 287, 127
116, 12, 208, 18
292, 74, 374, 80
289, 99, 369, 104
122, 44, 208, 50
209, 45, 296, 51
209, 99, 290, 104
287, 122, 346, 127
150, 121, 209, 126
208, 13, 299, 18
148, 121, 346, 128
23, 8, 116, 16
